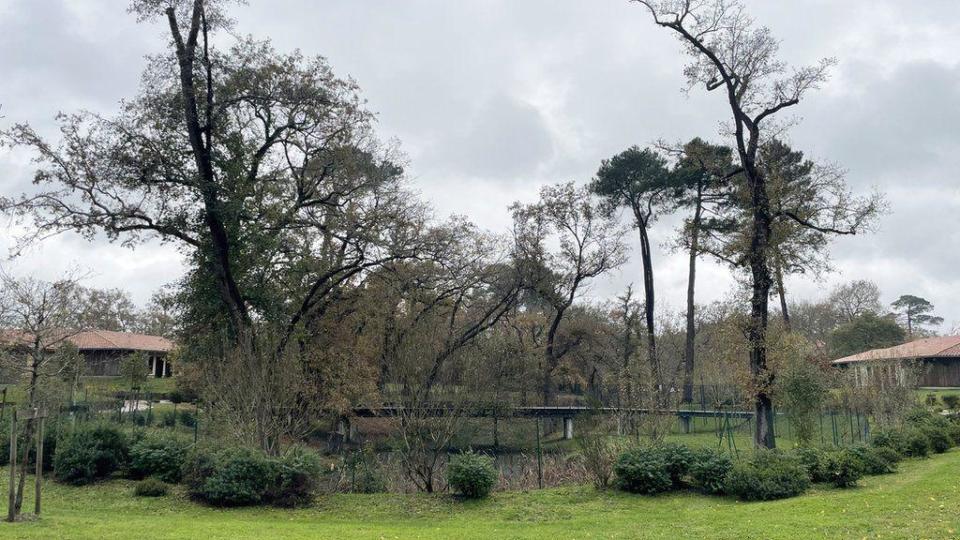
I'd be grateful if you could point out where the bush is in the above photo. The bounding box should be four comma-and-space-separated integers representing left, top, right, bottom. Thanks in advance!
922, 425, 952, 454
657, 442, 694, 487
942, 395, 960, 410
613, 446, 672, 495
178, 410, 197, 428
193, 447, 279, 506
948, 421, 960, 446
871, 430, 907, 456
872, 445, 902, 467
273, 446, 324, 507
577, 435, 620, 490
903, 429, 932, 458
0, 421, 57, 471
794, 447, 831, 483
343, 447, 387, 494
688, 447, 732, 495
826, 450, 864, 488
182, 445, 218, 494
847, 445, 895, 475
447, 451, 498, 499
925, 393, 939, 407
184, 445, 324, 507
54, 424, 129, 485
160, 411, 177, 428
724, 450, 809, 501
129, 433, 191, 483
134, 477, 169, 497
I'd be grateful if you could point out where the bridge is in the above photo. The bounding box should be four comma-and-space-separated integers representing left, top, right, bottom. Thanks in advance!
343, 404, 755, 442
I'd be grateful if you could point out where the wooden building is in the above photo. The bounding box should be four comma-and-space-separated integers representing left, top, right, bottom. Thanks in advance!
832, 336, 960, 388
0, 329, 175, 378
68, 330, 175, 378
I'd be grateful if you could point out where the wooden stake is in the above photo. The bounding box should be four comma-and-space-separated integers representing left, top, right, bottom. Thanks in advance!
35, 416, 43, 516
7, 410, 17, 522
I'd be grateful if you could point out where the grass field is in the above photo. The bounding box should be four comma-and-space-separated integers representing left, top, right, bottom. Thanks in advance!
0, 450, 957, 539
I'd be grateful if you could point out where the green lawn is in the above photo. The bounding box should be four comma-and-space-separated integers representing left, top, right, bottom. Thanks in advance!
2, 450, 959, 539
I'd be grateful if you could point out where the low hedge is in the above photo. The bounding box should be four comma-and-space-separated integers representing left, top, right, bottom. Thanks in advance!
613, 446, 672, 495
724, 450, 809, 501
688, 447, 732, 495
134, 477, 169, 497
54, 424, 130, 485
128, 433, 191, 483
183, 445, 324, 507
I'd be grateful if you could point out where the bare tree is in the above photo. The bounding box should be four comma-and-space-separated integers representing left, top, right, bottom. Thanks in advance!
512, 183, 628, 405
0, 272, 85, 518
369, 219, 522, 492
635, 0, 882, 447
829, 280, 883, 324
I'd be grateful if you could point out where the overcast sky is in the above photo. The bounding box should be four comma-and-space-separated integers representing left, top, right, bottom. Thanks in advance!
1, 0, 958, 330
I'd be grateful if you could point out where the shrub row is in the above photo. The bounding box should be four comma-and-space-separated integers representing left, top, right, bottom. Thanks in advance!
49, 423, 325, 506
183, 444, 323, 507
610, 424, 943, 502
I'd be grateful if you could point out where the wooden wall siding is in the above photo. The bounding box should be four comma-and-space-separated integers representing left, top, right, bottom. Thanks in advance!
82, 350, 125, 376
920, 357, 960, 388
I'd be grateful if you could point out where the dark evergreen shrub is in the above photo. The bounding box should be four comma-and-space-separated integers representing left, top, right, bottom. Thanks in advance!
688, 447, 732, 495
922, 426, 952, 454
54, 424, 129, 485
902, 429, 932, 458
872, 445, 902, 467
447, 451, 498, 499
847, 444, 896, 475
178, 410, 197, 428
871, 430, 907, 456
656, 442, 694, 487
134, 477, 169, 497
195, 447, 279, 506
160, 410, 177, 427
794, 447, 831, 483
942, 395, 960, 410
827, 450, 864, 488
273, 445, 324, 507
724, 450, 809, 501
613, 446, 672, 495
183, 445, 324, 507
129, 433, 191, 483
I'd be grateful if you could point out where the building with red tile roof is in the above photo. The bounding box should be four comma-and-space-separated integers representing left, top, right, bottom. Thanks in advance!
832, 336, 960, 388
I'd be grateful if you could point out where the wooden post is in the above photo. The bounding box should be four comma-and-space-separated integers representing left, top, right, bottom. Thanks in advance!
7, 409, 17, 522
35, 416, 44, 516
535, 417, 543, 490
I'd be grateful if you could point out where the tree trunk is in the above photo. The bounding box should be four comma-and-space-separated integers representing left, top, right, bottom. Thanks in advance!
14, 357, 40, 516
746, 160, 776, 449
774, 261, 790, 331
542, 306, 566, 406
636, 225, 659, 397
682, 186, 703, 404
166, 3, 250, 334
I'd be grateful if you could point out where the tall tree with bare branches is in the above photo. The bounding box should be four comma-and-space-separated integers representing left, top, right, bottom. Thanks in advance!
634, 0, 881, 447
512, 182, 628, 405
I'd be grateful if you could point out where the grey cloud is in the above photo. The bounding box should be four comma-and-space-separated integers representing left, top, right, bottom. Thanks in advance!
0, 0, 958, 324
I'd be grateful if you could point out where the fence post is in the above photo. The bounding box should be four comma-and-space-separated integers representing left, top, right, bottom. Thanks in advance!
35, 416, 44, 516
194, 403, 200, 444
535, 418, 543, 490
7, 410, 17, 522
